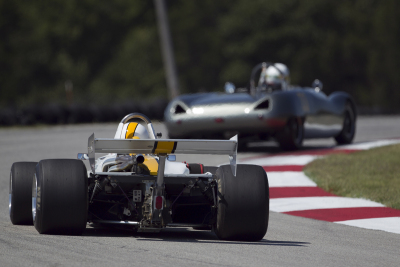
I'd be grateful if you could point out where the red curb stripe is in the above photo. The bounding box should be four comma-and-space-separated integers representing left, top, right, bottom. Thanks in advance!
278, 149, 360, 157
263, 165, 304, 172
241, 148, 360, 162
283, 207, 400, 222
270, 187, 336, 198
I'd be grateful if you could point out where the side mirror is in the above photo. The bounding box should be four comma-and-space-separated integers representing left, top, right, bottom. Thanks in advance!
312, 79, 323, 92
224, 82, 236, 94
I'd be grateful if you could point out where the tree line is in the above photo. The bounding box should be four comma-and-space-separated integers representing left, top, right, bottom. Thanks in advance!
1, 0, 399, 115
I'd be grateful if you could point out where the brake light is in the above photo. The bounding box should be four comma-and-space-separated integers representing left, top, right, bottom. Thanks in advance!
215, 118, 224, 123
155, 196, 163, 210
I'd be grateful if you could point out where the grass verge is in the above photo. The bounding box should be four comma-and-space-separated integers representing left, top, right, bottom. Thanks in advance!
303, 143, 400, 210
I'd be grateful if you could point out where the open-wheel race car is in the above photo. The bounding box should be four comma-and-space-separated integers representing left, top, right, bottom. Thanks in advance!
9, 113, 269, 241
164, 62, 357, 150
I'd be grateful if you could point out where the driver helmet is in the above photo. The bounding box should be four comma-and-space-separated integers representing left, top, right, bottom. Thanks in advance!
115, 122, 150, 139
258, 63, 290, 91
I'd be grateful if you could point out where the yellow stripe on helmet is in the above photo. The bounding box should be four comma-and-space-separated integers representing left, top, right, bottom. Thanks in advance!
125, 122, 139, 139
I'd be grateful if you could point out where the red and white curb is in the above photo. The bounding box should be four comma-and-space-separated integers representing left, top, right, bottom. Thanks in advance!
239, 139, 400, 234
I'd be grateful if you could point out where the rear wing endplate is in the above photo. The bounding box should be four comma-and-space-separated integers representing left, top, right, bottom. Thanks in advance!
87, 134, 238, 176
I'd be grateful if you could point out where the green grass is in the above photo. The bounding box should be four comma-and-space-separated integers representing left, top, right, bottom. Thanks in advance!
303, 143, 400, 210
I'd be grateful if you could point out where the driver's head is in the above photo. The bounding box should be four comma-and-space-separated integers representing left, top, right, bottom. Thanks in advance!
127, 122, 149, 139
115, 122, 150, 139
258, 63, 290, 91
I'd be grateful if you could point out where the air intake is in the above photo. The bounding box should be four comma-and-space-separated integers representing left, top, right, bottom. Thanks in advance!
255, 99, 270, 110
174, 104, 186, 114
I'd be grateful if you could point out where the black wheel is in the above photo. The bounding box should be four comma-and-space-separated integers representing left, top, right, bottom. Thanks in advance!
335, 102, 356, 144
9, 162, 38, 225
237, 139, 248, 151
33, 159, 88, 235
277, 117, 304, 150
214, 164, 269, 241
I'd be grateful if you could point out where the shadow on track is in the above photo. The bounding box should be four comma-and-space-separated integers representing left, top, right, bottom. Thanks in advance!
83, 226, 309, 247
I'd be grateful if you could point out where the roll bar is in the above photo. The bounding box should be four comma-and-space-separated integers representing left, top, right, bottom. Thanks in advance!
120, 113, 157, 139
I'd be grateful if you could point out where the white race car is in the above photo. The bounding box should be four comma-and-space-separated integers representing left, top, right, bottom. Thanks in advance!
9, 113, 269, 241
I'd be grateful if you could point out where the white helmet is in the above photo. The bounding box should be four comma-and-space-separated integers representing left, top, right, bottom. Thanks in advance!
258, 63, 290, 91
114, 122, 150, 139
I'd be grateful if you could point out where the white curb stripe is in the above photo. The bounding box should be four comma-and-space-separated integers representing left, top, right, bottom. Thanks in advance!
268, 172, 317, 187
239, 155, 318, 166
270, 197, 384, 213
238, 138, 400, 234
336, 139, 400, 150
336, 217, 400, 234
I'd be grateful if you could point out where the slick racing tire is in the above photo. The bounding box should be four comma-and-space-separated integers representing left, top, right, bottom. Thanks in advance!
335, 102, 356, 144
277, 117, 304, 150
214, 164, 269, 241
237, 139, 248, 152
9, 162, 38, 225
33, 159, 88, 235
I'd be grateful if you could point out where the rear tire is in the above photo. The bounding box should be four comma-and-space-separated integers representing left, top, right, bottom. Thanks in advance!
33, 159, 88, 235
214, 164, 269, 241
335, 102, 356, 144
277, 117, 304, 150
9, 162, 37, 225
237, 139, 248, 151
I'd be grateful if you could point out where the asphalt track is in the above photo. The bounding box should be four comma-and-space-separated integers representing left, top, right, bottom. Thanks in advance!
1, 115, 400, 266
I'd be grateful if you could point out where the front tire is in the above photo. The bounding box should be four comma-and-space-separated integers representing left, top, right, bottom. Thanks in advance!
335, 102, 356, 144
214, 164, 269, 241
33, 159, 88, 235
9, 162, 38, 225
277, 117, 304, 150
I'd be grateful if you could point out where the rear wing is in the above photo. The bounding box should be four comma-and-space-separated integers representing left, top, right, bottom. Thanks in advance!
86, 133, 238, 176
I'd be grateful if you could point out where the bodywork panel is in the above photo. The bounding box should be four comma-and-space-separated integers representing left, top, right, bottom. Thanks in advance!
164, 87, 354, 140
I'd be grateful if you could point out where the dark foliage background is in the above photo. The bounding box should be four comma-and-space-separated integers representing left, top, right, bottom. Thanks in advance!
1, 0, 399, 125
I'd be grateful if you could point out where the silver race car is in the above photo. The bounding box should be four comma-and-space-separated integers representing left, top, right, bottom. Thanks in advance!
164, 62, 357, 150
9, 113, 269, 241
